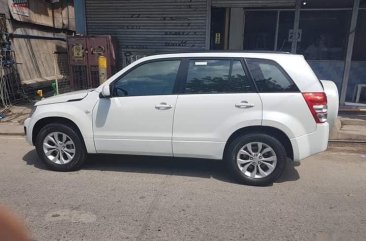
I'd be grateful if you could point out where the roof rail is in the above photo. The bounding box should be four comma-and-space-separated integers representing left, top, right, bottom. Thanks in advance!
152, 50, 292, 54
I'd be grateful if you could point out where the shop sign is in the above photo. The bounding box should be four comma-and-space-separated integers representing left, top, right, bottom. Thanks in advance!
72, 44, 85, 60
215, 33, 221, 44
288, 29, 302, 42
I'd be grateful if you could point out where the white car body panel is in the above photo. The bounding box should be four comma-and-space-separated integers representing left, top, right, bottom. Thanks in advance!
260, 93, 317, 138
93, 95, 178, 156
272, 55, 323, 92
35, 89, 91, 106
25, 91, 99, 153
24, 52, 333, 164
291, 123, 329, 161
172, 93, 262, 159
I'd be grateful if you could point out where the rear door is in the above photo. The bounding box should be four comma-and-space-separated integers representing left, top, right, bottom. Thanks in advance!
172, 58, 262, 159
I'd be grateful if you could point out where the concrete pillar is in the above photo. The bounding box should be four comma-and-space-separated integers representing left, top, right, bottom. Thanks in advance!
229, 8, 244, 50
74, 0, 86, 35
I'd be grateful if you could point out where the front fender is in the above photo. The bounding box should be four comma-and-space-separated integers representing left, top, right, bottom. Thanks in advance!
28, 94, 98, 153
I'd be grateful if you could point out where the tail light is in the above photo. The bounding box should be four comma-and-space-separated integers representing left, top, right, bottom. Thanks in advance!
302, 92, 328, 123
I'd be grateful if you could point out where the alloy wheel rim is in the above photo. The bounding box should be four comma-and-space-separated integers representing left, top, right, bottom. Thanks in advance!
43, 132, 76, 164
236, 142, 277, 179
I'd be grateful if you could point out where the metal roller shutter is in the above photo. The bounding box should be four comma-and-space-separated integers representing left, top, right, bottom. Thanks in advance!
212, 0, 295, 8
85, 0, 208, 66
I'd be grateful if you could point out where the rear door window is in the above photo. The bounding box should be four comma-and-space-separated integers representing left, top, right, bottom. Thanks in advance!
184, 59, 256, 94
246, 58, 299, 92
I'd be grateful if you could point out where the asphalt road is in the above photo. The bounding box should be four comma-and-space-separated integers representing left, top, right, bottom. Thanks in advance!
0, 136, 366, 241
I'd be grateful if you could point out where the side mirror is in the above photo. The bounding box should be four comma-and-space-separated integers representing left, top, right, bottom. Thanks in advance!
100, 85, 111, 98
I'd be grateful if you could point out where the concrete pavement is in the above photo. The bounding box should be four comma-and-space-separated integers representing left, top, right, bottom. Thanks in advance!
0, 136, 365, 241
0, 105, 31, 135
330, 116, 366, 140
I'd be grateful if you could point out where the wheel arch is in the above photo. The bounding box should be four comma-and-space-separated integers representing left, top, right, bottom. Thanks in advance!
224, 126, 293, 160
32, 117, 85, 148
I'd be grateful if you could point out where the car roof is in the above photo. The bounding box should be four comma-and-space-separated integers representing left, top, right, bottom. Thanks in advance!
99, 51, 322, 93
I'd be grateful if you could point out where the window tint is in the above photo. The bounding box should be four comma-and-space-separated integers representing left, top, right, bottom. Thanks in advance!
246, 59, 298, 92
230, 61, 255, 92
113, 60, 180, 97
185, 60, 255, 94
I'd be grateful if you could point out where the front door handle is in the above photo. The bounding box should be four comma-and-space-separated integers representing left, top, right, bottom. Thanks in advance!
235, 101, 254, 109
155, 102, 173, 110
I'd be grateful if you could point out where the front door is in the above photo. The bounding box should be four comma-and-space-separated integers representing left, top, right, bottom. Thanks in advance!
93, 60, 182, 156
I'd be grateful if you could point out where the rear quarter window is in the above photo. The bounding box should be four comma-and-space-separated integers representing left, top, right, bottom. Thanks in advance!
246, 58, 299, 93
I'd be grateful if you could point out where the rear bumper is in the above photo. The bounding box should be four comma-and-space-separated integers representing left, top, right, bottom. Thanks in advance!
290, 123, 329, 162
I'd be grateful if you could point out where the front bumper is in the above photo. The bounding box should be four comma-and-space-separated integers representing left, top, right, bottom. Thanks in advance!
24, 117, 33, 145
290, 123, 329, 162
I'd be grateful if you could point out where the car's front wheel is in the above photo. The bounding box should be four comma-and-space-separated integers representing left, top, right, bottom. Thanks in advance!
225, 133, 287, 186
35, 123, 87, 171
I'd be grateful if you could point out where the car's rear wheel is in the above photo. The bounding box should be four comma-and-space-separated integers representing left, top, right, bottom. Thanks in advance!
35, 123, 87, 171
225, 133, 287, 186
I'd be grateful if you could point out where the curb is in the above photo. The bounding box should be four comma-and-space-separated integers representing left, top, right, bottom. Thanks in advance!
0, 123, 25, 136
0, 132, 25, 136
329, 139, 366, 143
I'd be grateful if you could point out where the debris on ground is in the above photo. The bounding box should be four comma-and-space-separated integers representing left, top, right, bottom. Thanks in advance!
0, 105, 32, 124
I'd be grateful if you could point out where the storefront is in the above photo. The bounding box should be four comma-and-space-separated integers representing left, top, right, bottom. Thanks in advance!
211, 0, 366, 106
78, 0, 366, 106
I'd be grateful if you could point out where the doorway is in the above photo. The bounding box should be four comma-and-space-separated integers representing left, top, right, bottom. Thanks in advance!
210, 7, 244, 50
210, 8, 295, 52
210, 7, 227, 50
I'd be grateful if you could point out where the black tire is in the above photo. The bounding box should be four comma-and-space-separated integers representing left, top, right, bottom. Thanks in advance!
35, 123, 87, 171
225, 133, 287, 186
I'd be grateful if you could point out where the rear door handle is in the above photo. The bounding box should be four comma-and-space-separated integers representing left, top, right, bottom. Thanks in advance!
235, 101, 254, 109
155, 102, 173, 110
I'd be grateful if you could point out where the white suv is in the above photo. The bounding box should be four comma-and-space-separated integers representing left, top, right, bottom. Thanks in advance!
24, 52, 338, 185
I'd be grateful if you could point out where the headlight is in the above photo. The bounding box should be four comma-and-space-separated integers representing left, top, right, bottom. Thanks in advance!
29, 105, 37, 117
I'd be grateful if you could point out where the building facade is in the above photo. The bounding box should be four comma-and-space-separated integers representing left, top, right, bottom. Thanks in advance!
1, 0, 75, 91
76, 0, 366, 105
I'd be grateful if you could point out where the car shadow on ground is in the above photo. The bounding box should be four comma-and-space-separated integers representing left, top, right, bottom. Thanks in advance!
23, 150, 300, 185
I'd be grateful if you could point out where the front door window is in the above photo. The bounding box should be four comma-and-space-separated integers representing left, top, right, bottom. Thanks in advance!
113, 60, 181, 97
